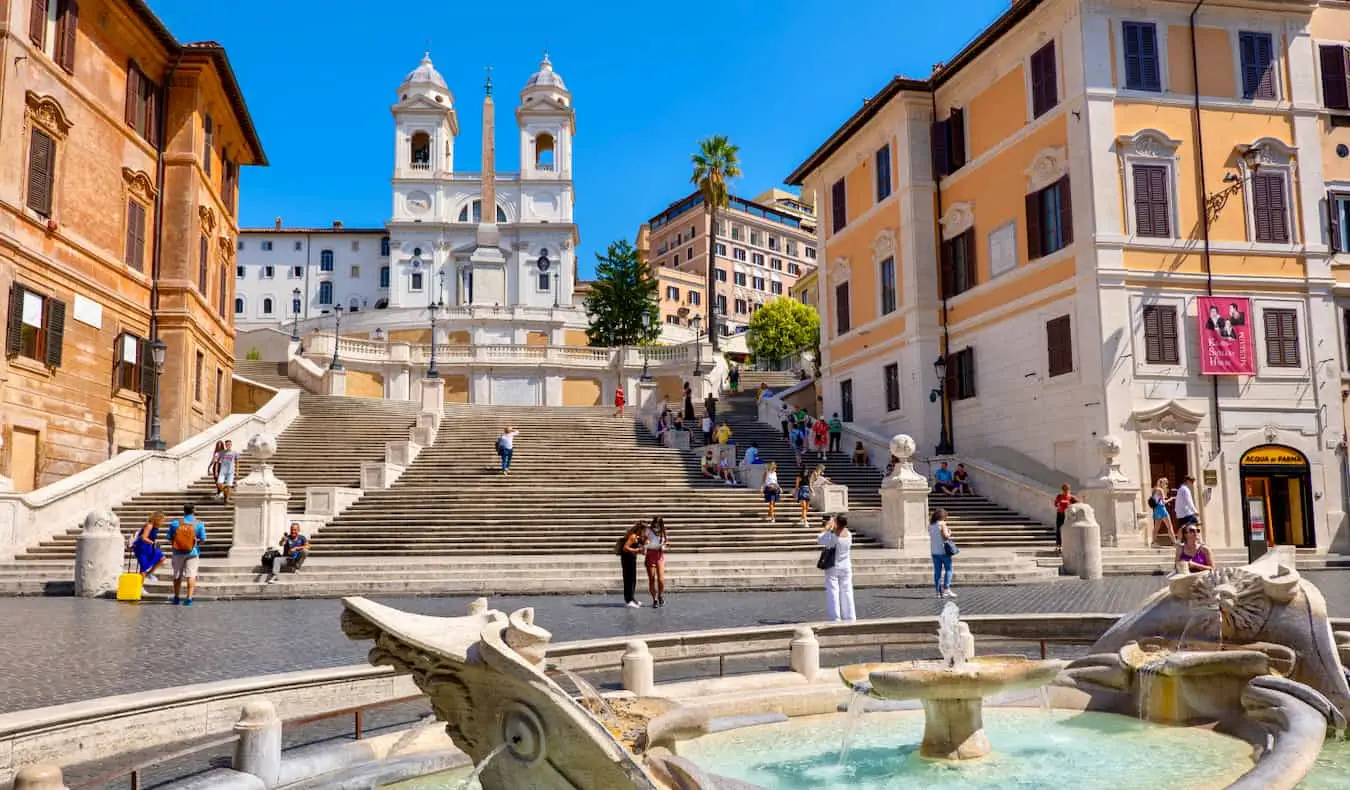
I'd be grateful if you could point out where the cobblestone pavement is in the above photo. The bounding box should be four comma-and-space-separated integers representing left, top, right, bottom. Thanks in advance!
2, 571, 1347, 715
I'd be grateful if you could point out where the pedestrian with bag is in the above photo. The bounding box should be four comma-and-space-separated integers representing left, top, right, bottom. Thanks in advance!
617, 523, 646, 608
496, 425, 519, 475
167, 504, 207, 606
762, 462, 782, 522
129, 512, 167, 581
1052, 484, 1077, 551
817, 515, 855, 621
929, 508, 957, 600
643, 517, 669, 608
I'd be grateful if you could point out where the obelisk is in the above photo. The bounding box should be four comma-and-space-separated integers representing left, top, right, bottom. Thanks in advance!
469, 65, 505, 303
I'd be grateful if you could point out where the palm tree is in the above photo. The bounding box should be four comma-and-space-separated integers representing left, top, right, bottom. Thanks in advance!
691, 136, 741, 351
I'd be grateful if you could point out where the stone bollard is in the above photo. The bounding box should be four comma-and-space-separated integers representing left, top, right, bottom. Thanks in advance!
233, 699, 282, 788
74, 509, 123, 598
621, 640, 655, 697
15, 765, 67, 790
879, 435, 931, 556
789, 627, 820, 680
1061, 502, 1103, 580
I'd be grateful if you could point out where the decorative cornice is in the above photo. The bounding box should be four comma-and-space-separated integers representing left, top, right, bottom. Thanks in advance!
217, 235, 235, 263
1238, 137, 1297, 167
871, 229, 897, 260
1131, 399, 1206, 433
1115, 129, 1183, 158
198, 205, 217, 233
24, 91, 73, 139
938, 201, 976, 241
121, 167, 158, 203
830, 257, 851, 281
1025, 146, 1068, 192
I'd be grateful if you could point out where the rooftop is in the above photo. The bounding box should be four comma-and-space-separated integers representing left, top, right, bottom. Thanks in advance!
648, 191, 815, 234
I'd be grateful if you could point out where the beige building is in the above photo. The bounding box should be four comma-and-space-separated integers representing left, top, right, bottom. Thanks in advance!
640, 188, 818, 338
1, 0, 264, 491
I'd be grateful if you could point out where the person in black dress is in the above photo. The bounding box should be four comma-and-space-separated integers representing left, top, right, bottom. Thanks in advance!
683, 381, 695, 422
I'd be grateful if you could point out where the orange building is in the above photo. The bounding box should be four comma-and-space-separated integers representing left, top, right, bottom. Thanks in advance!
1, 0, 265, 490
789, 0, 1350, 554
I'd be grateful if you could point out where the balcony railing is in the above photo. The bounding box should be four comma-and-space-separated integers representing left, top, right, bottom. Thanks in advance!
409, 161, 431, 171
305, 334, 713, 371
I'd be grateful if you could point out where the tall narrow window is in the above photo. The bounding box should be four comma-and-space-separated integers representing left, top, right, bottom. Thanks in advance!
875, 145, 892, 202
124, 62, 158, 143
949, 348, 976, 400
379, 266, 391, 288
1122, 21, 1161, 92
318, 281, 333, 305
1026, 176, 1073, 259
234, 296, 244, 315
941, 230, 977, 298
879, 256, 897, 315
26, 128, 55, 217
217, 263, 227, 317
1030, 41, 1058, 117
840, 379, 854, 422
113, 332, 150, 393
830, 178, 847, 233
125, 200, 147, 271
202, 114, 213, 176
835, 282, 851, 335
53, 0, 78, 72
1262, 308, 1300, 367
197, 234, 209, 293
1252, 172, 1290, 243
1142, 304, 1180, 365
221, 159, 237, 212
262, 297, 274, 315
194, 350, 204, 401
5, 284, 65, 367
715, 294, 727, 315
1239, 32, 1277, 100
1319, 44, 1349, 110
410, 131, 430, 168
215, 368, 223, 414
931, 107, 966, 178
1330, 191, 1350, 253
320, 249, 334, 271
1132, 164, 1171, 237
380, 237, 391, 256
883, 363, 900, 412
1046, 315, 1073, 376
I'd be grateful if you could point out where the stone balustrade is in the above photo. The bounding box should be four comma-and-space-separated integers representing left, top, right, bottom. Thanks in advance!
303, 334, 714, 371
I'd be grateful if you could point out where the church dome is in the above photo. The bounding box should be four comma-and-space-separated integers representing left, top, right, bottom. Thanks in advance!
525, 53, 567, 92
402, 52, 449, 91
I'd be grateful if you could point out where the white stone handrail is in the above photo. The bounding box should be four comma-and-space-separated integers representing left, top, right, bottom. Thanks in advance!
288, 353, 328, 394
839, 423, 894, 478
956, 457, 1060, 526
0, 389, 302, 557
304, 334, 713, 372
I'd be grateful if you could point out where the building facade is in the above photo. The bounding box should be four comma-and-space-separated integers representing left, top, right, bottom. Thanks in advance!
642, 188, 819, 337
790, 0, 1350, 553
0, 0, 263, 491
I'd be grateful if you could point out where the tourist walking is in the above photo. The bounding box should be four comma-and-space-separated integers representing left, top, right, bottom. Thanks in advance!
1174, 474, 1201, 533
929, 509, 956, 599
213, 439, 240, 503
1053, 484, 1076, 551
1175, 524, 1214, 573
644, 517, 669, 608
818, 515, 856, 622
729, 367, 740, 393
700, 414, 713, 447
130, 512, 167, 581
704, 392, 717, 423
779, 401, 791, 439
682, 381, 695, 422
762, 462, 781, 522
167, 504, 206, 606
618, 523, 646, 608
207, 441, 224, 493
613, 386, 625, 418
794, 473, 813, 525
828, 413, 843, 454
811, 416, 829, 461
1149, 477, 1177, 546
496, 426, 520, 474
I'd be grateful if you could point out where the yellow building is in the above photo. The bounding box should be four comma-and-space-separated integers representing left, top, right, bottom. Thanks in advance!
789, 0, 1350, 553
789, 266, 818, 310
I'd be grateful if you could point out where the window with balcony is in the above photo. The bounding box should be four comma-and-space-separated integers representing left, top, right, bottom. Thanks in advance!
318, 281, 333, 305
410, 132, 431, 169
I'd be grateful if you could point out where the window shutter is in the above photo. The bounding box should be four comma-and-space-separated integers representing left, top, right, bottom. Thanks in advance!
1132, 166, 1155, 237
124, 62, 139, 127
939, 237, 954, 298
1159, 305, 1178, 364
1123, 23, 1142, 89
1148, 166, 1170, 236
1262, 309, 1282, 365
1025, 191, 1042, 259
1047, 316, 1072, 376
138, 338, 155, 396
1320, 45, 1350, 110
29, 0, 47, 47
931, 120, 949, 178
134, 203, 146, 270
55, 0, 78, 72
948, 108, 966, 170
5, 284, 23, 357
146, 75, 158, 143
44, 297, 65, 368
1249, 34, 1275, 99
1241, 33, 1259, 98
1139, 24, 1160, 91
835, 282, 850, 335
1267, 174, 1288, 243
1142, 306, 1163, 363
1057, 177, 1074, 246
961, 229, 977, 290
1331, 191, 1344, 253
26, 129, 54, 216
1252, 174, 1272, 241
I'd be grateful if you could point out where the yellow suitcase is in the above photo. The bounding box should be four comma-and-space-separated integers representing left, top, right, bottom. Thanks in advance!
116, 556, 143, 602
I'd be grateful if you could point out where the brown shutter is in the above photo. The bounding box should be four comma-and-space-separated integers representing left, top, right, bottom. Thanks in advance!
55, 0, 77, 72
124, 200, 136, 268
198, 233, 208, 292
138, 337, 155, 395
26, 129, 54, 216
1159, 305, 1179, 364
1058, 176, 1074, 246
131, 202, 146, 271
1148, 166, 1170, 236
1025, 191, 1043, 259
948, 108, 966, 170
961, 229, 977, 290
44, 296, 65, 368
1142, 306, 1162, 363
124, 62, 139, 127
1132, 166, 1154, 237
1331, 191, 1344, 253
1252, 174, 1272, 241
1267, 174, 1288, 243
1321, 45, 1350, 110
5, 284, 23, 357
146, 75, 158, 143
931, 120, 949, 178
939, 237, 953, 298
1263, 309, 1282, 365
29, 0, 47, 47
1047, 315, 1072, 376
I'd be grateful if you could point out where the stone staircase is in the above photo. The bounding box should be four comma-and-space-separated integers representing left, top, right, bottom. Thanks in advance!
928, 492, 1056, 549
1, 394, 420, 569
736, 370, 801, 391
233, 360, 299, 390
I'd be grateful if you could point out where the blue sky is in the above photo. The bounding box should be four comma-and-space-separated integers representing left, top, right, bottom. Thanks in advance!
153, 0, 1010, 278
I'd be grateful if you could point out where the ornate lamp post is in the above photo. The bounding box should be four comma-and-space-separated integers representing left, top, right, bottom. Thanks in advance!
640, 308, 654, 381
329, 304, 345, 371
427, 270, 445, 379
691, 314, 704, 378
290, 287, 302, 342
929, 354, 954, 455
373, 327, 385, 342
143, 338, 168, 451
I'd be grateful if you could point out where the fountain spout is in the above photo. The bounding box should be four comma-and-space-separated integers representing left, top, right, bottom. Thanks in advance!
937, 602, 975, 668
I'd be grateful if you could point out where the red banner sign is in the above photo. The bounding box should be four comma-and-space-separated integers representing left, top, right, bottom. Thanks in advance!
1198, 296, 1255, 376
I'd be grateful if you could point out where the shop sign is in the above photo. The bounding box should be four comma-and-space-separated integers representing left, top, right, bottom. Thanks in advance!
1240, 445, 1306, 467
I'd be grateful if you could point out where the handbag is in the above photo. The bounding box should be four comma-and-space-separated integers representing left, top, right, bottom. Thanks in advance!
943, 538, 960, 556
816, 545, 837, 570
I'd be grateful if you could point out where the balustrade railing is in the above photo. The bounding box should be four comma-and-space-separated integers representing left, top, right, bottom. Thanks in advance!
306, 334, 711, 370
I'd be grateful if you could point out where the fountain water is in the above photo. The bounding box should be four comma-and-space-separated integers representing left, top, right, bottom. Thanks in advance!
547, 666, 620, 727
457, 743, 509, 790
838, 686, 870, 765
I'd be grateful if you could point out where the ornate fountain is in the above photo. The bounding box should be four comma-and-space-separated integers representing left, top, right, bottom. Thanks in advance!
837, 603, 1067, 760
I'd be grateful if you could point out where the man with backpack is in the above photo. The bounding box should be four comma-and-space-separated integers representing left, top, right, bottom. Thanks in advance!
167, 504, 207, 605
496, 425, 520, 475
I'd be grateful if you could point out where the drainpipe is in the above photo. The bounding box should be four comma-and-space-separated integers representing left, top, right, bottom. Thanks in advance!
146, 53, 183, 442
931, 90, 955, 456
1190, 0, 1223, 460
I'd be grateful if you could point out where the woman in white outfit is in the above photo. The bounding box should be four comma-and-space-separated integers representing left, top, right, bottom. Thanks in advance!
818, 515, 856, 622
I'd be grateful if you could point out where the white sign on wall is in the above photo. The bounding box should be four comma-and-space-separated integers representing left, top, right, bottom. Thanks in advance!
73, 294, 103, 328
988, 221, 1018, 279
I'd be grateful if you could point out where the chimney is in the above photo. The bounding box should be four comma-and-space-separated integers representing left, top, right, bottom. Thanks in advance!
274, 216, 282, 229
333, 220, 343, 230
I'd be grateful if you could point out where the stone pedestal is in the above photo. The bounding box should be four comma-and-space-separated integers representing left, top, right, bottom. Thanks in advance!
920, 697, 991, 760
879, 435, 931, 556
663, 430, 691, 450
420, 376, 445, 416
789, 627, 820, 679
230, 435, 289, 564
1061, 503, 1103, 580
14, 765, 67, 790
811, 482, 849, 513
322, 367, 347, 396
621, 640, 654, 696
1082, 435, 1144, 548
635, 380, 659, 413
232, 699, 282, 788
74, 509, 123, 598
740, 463, 769, 490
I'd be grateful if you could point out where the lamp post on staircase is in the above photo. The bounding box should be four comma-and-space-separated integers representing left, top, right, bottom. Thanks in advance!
691, 315, 704, 378
427, 271, 445, 379
640, 308, 654, 382
144, 338, 167, 451
329, 305, 345, 371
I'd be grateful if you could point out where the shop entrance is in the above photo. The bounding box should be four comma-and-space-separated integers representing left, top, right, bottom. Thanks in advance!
1239, 445, 1314, 548
1147, 442, 1190, 545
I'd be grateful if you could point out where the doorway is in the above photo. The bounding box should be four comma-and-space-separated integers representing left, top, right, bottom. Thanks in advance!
8, 427, 40, 493
1240, 445, 1314, 548
1147, 442, 1190, 545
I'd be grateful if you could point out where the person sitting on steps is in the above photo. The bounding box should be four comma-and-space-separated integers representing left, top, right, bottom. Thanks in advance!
265, 523, 309, 584
852, 442, 869, 468
700, 448, 719, 480
953, 463, 973, 495
932, 461, 957, 495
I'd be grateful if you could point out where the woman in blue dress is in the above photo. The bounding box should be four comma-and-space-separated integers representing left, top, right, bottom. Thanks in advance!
131, 512, 167, 581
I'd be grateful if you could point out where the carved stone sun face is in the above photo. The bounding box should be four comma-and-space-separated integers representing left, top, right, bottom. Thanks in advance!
1180, 567, 1275, 642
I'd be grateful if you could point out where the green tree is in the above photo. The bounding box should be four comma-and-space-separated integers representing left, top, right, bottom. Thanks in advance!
690, 136, 741, 351
747, 297, 819, 364
584, 239, 659, 347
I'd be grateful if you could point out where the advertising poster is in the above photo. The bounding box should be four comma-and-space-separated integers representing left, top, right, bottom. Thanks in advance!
1198, 296, 1255, 375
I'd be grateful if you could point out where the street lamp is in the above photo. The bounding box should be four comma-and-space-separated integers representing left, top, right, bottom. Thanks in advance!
144, 338, 168, 450
929, 354, 953, 455
373, 327, 385, 342
427, 271, 445, 379
691, 314, 703, 377
640, 309, 654, 381
290, 287, 302, 342
329, 304, 345, 371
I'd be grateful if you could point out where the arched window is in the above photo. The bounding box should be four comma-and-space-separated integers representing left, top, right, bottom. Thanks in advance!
535, 132, 555, 171
348, 296, 361, 312
457, 200, 508, 223
380, 237, 390, 256
379, 266, 391, 288
318, 281, 333, 305
234, 296, 244, 315
410, 132, 430, 169
320, 250, 334, 271
262, 297, 274, 315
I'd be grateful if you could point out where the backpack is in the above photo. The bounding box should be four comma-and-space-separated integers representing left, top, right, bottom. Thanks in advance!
614, 536, 627, 556
495, 436, 506, 455
1147, 495, 1159, 509
171, 518, 198, 552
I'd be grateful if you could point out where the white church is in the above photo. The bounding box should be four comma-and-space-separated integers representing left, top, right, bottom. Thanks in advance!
235, 54, 709, 406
